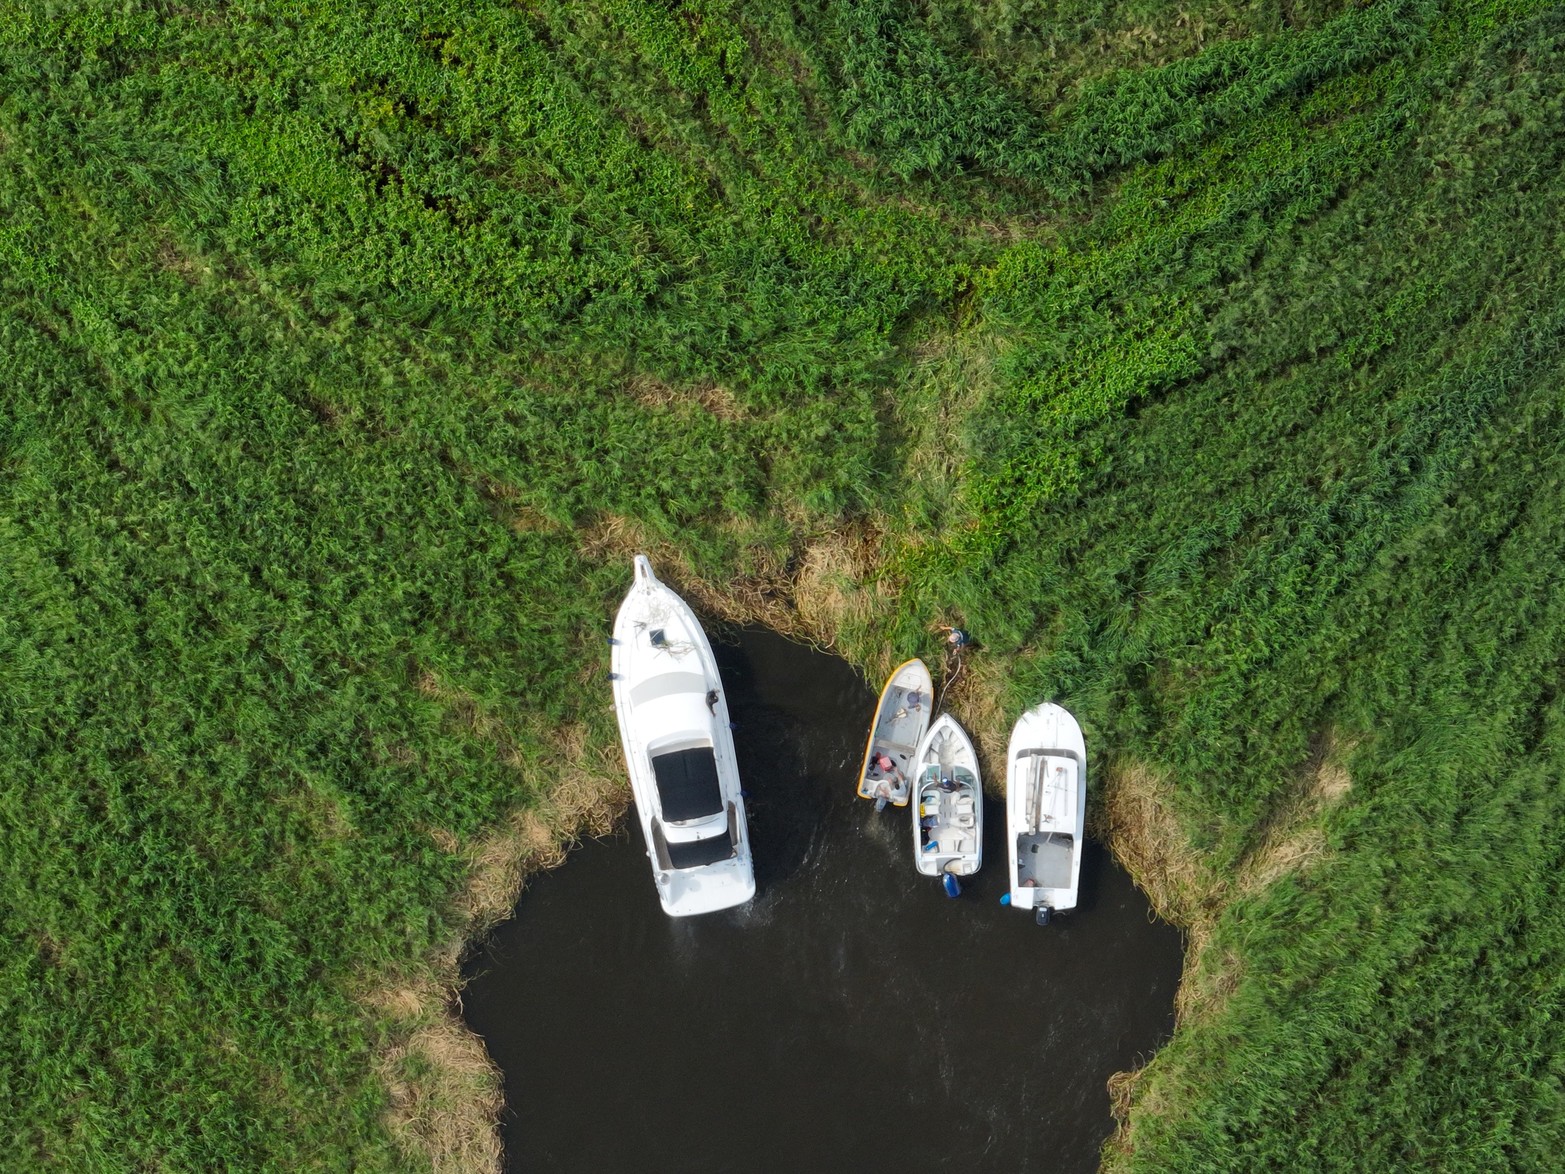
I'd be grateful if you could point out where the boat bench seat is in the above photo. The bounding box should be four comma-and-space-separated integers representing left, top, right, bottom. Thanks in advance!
931, 829, 975, 856
630, 672, 709, 705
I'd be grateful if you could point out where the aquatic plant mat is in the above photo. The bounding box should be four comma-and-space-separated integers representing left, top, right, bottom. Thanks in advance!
5, 0, 1565, 1169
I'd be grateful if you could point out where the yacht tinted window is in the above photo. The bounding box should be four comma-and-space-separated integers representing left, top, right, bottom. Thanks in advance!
651, 747, 723, 821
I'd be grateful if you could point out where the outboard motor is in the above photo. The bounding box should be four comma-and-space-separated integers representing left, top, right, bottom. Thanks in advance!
942, 873, 962, 899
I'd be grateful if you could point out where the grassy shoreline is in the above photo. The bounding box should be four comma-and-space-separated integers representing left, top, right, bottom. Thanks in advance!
389, 543, 1345, 1170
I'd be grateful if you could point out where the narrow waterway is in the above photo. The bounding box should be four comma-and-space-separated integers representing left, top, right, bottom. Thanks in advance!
461, 628, 1183, 1173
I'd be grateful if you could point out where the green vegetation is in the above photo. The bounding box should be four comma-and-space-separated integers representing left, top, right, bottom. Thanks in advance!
3, 0, 1564, 1167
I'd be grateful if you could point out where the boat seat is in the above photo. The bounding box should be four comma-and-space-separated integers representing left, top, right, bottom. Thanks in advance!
629, 672, 709, 705
955, 796, 975, 827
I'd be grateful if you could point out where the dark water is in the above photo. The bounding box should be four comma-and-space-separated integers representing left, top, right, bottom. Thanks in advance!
461, 628, 1183, 1173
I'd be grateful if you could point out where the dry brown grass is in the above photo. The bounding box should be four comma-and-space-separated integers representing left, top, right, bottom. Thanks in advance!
1106, 1065, 1144, 1137
1094, 733, 1355, 1033
375, 997, 504, 1174
275, 778, 356, 845
505, 503, 563, 533
467, 471, 566, 535
416, 669, 510, 750
1233, 730, 1355, 904
624, 374, 748, 422
155, 236, 209, 286
1093, 758, 1215, 934
577, 510, 886, 655
456, 723, 626, 935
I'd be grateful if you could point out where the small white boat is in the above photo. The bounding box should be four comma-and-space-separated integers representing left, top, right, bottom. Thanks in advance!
856, 658, 933, 808
611, 556, 755, 917
1005, 703, 1086, 925
911, 714, 983, 887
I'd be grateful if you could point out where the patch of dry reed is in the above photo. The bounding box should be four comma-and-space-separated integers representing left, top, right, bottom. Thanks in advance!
624, 375, 748, 422
1235, 732, 1353, 901
374, 992, 504, 1174
577, 510, 885, 654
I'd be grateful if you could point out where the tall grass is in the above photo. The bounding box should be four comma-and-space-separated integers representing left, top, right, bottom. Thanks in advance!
2, 0, 1563, 1168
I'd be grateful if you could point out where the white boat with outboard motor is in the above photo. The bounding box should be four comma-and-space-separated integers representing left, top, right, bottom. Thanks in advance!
611, 555, 755, 917
856, 658, 932, 809
911, 713, 982, 895
1004, 702, 1086, 925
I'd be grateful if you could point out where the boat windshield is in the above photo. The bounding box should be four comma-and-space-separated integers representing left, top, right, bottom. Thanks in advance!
665, 829, 735, 869
651, 746, 723, 821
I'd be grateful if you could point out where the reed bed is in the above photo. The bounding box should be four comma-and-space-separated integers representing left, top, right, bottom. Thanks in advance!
3, 1, 1563, 1169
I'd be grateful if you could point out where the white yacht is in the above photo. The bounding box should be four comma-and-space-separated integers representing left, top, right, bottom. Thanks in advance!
1005, 702, 1085, 925
611, 556, 754, 916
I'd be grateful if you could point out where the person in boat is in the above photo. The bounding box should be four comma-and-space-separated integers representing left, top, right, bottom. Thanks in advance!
939, 775, 959, 793
872, 776, 899, 811
905, 689, 924, 711
869, 752, 904, 809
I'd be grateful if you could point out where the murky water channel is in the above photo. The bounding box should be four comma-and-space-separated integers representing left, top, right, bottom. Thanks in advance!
461, 628, 1183, 1172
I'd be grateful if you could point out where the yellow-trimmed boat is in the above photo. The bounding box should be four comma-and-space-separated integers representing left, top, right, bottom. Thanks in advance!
856, 658, 933, 808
